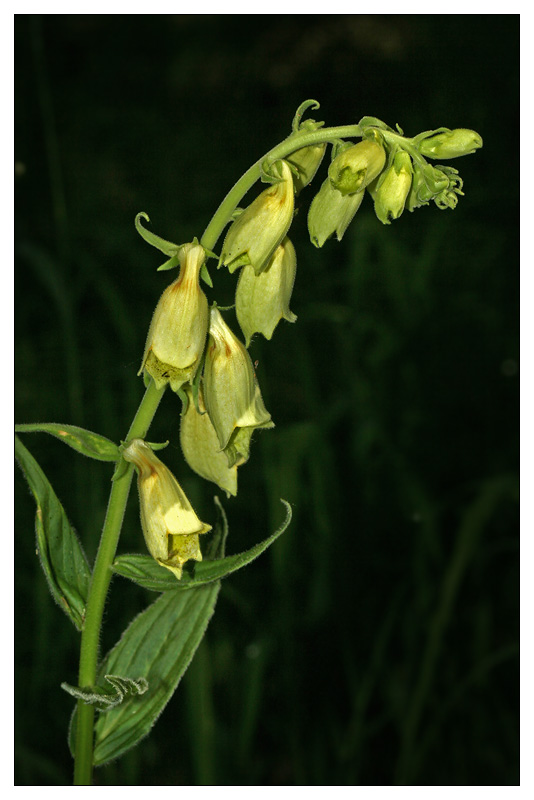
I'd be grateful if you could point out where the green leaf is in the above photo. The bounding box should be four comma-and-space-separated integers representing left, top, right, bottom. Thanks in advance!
111, 499, 291, 592
90, 582, 220, 765
15, 423, 119, 462
14, 436, 91, 630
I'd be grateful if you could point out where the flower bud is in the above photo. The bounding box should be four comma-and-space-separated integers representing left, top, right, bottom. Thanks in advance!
418, 128, 483, 160
179, 384, 238, 498
139, 242, 208, 393
203, 307, 274, 467
286, 143, 326, 194
328, 139, 386, 196
219, 160, 294, 275
236, 237, 297, 346
370, 150, 413, 224
122, 438, 211, 580
308, 177, 365, 247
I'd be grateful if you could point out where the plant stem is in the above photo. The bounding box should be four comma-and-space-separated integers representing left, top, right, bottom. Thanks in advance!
200, 123, 362, 251
73, 378, 166, 785
73, 119, 364, 784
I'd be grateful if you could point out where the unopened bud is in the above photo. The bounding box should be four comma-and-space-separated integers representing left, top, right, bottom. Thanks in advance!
328, 139, 386, 196
418, 128, 483, 160
219, 160, 294, 275
308, 177, 365, 247
123, 438, 211, 580
236, 237, 297, 346
180, 384, 238, 498
203, 307, 274, 467
286, 143, 326, 194
371, 150, 413, 224
139, 242, 208, 392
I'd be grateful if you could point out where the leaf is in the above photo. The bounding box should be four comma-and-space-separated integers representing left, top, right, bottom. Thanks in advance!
14, 436, 91, 630
90, 582, 221, 765
15, 423, 119, 462
112, 499, 291, 592
61, 674, 149, 711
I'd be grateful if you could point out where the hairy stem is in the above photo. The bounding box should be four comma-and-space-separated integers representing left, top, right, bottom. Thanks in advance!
73, 119, 364, 784
73, 378, 165, 785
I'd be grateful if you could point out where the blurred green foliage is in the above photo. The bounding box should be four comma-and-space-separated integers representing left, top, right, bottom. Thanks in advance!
15, 15, 518, 786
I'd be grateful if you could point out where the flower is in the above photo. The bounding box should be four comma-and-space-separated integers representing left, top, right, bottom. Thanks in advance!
179, 383, 238, 497
308, 176, 365, 247
285, 142, 326, 194
219, 159, 294, 275
139, 242, 208, 392
235, 237, 297, 346
370, 150, 413, 224
328, 139, 386, 196
418, 128, 483, 160
122, 438, 211, 580
203, 306, 274, 467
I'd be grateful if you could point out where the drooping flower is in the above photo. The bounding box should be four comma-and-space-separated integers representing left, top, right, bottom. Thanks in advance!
328, 139, 386, 196
179, 383, 238, 498
236, 237, 297, 346
219, 159, 294, 275
203, 306, 274, 468
139, 242, 208, 393
122, 438, 211, 580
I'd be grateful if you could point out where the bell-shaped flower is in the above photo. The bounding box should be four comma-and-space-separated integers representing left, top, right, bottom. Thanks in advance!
219, 160, 294, 275
180, 383, 238, 498
328, 139, 386, 196
308, 176, 365, 247
139, 242, 208, 393
203, 306, 274, 468
235, 237, 297, 346
417, 128, 483, 160
122, 438, 211, 580
370, 150, 413, 224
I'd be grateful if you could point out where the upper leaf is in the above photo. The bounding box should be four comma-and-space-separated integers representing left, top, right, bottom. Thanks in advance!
15, 423, 119, 462
112, 499, 292, 591
15, 436, 91, 630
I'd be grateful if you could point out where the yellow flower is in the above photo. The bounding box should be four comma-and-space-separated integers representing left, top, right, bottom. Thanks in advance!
203, 307, 274, 467
370, 150, 413, 224
122, 438, 211, 580
219, 160, 294, 275
328, 139, 386, 196
235, 237, 297, 346
308, 177, 365, 247
139, 242, 208, 392
179, 384, 238, 498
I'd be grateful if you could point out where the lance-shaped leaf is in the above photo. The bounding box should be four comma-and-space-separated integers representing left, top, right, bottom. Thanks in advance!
73, 582, 220, 765
14, 435, 91, 630
15, 423, 119, 462
112, 499, 291, 592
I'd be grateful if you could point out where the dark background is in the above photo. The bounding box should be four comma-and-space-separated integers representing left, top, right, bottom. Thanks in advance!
15, 15, 519, 786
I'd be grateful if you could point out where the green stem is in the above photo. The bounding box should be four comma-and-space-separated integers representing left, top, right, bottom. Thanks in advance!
73, 378, 166, 785
200, 124, 362, 251
73, 118, 365, 785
